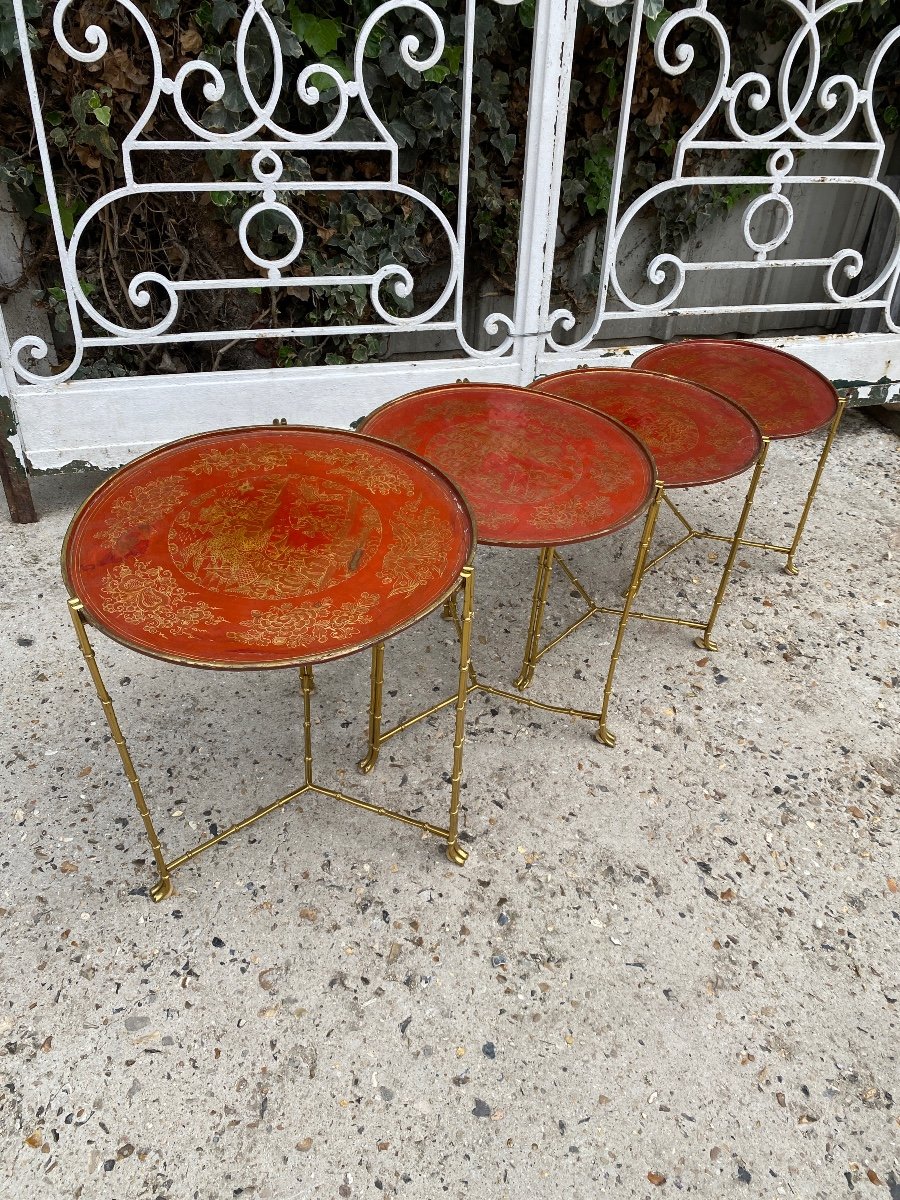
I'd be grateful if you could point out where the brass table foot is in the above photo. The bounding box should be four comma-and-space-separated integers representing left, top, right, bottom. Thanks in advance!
513, 666, 534, 691
150, 875, 174, 903
446, 840, 469, 866
357, 748, 380, 774
694, 634, 719, 652
595, 725, 616, 748
784, 557, 799, 576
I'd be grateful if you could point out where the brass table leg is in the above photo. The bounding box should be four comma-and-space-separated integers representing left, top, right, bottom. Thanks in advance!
596, 482, 664, 747
300, 664, 315, 785
68, 600, 173, 902
784, 396, 847, 576
515, 546, 556, 691
447, 564, 476, 865
696, 438, 770, 652
358, 642, 385, 774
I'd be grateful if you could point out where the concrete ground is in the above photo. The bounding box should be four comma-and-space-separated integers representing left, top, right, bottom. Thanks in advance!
1, 410, 897, 1200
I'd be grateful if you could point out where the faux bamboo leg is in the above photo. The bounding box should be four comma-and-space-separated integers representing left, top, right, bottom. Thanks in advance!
300, 665, 315, 787
514, 546, 556, 691
358, 642, 385, 774
596, 483, 664, 748
696, 438, 770, 652
446, 565, 475, 865
67, 599, 173, 902
784, 397, 847, 576
514, 549, 548, 691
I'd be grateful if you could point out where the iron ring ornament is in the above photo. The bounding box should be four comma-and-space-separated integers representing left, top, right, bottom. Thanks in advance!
546, 0, 900, 354
8, 0, 524, 385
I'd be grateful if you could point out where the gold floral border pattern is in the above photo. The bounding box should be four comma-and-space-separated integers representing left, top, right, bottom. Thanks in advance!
99, 561, 225, 639
95, 476, 189, 551
304, 449, 416, 496
183, 443, 295, 477
378, 497, 449, 597
227, 592, 381, 647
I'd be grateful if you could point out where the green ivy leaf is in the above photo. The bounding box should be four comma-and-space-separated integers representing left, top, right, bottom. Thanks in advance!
305, 17, 343, 58
584, 149, 614, 217
220, 70, 250, 113
490, 131, 516, 165
430, 85, 457, 130
646, 8, 670, 42
36, 197, 80, 238
304, 55, 352, 94
211, 0, 239, 33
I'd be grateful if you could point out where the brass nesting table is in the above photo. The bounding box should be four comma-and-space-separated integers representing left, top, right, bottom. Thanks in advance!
62, 425, 476, 897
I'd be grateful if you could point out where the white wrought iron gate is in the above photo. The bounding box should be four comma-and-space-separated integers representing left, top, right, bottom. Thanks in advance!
2, 0, 899, 520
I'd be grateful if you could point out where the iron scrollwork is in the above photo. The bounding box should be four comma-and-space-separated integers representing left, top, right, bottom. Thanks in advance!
547, 0, 900, 354
9, 0, 518, 385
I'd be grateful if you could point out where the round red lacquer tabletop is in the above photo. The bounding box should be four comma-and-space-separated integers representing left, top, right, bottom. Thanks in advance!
635, 340, 838, 439
531, 368, 761, 489
63, 427, 474, 669
360, 383, 655, 548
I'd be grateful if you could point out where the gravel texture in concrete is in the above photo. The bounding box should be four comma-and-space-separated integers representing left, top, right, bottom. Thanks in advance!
1, 410, 897, 1199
